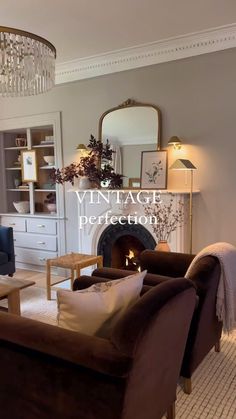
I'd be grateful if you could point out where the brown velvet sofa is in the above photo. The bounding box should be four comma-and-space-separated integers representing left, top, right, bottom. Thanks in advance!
0, 279, 196, 419
85, 249, 223, 394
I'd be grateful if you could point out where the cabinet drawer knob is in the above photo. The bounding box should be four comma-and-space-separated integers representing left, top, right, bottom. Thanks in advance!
37, 224, 45, 228
9, 223, 16, 226
37, 241, 46, 245
39, 257, 46, 261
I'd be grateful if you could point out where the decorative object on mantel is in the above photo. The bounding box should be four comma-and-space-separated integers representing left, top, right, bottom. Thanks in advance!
140, 150, 167, 189
98, 98, 162, 150
99, 99, 162, 188
0, 26, 56, 96
155, 240, 171, 252
77, 176, 92, 189
170, 159, 197, 254
128, 178, 141, 188
168, 136, 182, 150
53, 135, 123, 189
144, 195, 185, 251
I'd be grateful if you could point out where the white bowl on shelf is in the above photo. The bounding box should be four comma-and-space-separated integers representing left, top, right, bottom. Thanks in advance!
43, 156, 55, 166
13, 201, 30, 214
46, 203, 57, 214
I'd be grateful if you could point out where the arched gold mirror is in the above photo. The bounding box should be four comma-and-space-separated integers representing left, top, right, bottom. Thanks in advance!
98, 99, 161, 187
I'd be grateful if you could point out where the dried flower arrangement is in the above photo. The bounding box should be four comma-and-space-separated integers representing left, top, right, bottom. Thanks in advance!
144, 195, 185, 242
52, 135, 123, 189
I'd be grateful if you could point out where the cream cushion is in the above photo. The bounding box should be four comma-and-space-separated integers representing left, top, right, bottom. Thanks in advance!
57, 270, 146, 337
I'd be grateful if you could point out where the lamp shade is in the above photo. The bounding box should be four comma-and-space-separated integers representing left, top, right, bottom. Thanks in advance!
169, 159, 196, 170
76, 144, 87, 151
168, 136, 182, 148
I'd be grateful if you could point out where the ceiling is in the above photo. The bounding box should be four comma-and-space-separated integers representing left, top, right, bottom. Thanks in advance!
1, 0, 236, 64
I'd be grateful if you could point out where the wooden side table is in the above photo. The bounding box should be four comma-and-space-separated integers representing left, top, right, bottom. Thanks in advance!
0, 278, 35, 315
46, 253, 103, 300
0, 285, 20, 315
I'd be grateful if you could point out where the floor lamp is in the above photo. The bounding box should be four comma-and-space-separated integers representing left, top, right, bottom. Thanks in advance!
169, 159, 197, 254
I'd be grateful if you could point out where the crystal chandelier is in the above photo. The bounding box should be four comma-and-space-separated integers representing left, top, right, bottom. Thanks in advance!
0, 26, 56, 96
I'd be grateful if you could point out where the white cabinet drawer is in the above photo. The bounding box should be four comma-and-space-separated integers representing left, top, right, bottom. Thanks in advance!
14, 232, 57, 252
15, 247, 57, 266
1, 216, 26, 232
27, 218, 57, 235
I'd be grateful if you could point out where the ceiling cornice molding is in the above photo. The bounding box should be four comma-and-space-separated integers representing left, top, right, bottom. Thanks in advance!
55, 24, 236, 85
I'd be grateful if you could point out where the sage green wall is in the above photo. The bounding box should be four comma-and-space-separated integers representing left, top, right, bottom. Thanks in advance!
0, 48, 235, 252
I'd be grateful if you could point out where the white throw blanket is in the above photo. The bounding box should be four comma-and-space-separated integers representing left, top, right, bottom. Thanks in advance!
185, 242, 236, 333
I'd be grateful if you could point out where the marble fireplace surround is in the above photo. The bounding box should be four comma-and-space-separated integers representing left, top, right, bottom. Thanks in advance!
72, 189, 192, 259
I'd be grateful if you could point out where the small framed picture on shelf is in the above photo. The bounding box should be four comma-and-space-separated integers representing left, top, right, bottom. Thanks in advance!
128, 178, 141, 188
140, 150, 167, 189
21, 150, 38, 182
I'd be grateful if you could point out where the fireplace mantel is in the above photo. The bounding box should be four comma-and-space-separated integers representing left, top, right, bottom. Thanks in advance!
70, 189, 200, 257
70, 188, 200, 194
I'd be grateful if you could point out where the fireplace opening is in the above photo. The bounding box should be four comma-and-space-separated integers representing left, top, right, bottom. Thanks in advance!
97, 222, 156, 269
112, 235, 145, 270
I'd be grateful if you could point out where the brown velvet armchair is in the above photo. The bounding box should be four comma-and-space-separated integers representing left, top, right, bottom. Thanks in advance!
0, 278, 196, 419
89, 250, 223, 395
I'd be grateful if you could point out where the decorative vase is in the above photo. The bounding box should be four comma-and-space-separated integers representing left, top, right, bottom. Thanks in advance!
14, 177, 21, 188
155, 240, 171, 252
15, 137, 26, 147
78, 176, 92, 190
46, 203, 57, 214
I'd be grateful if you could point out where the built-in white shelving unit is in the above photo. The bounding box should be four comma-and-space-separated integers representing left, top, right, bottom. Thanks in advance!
0, 112, 66, 271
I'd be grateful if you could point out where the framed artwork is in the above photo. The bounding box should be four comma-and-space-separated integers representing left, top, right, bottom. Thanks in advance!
21, 150, 38, 182
128, 178, 141, 188
140, 150, 167, 189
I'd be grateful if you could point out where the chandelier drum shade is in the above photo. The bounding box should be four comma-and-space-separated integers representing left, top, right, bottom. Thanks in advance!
0, 26, 56, 96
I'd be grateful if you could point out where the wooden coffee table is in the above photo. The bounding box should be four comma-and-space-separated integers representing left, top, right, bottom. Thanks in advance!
46, 252, 103, 300
0, 277, 35, 316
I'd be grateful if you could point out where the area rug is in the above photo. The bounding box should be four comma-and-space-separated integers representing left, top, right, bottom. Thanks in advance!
0, 286, 58, 326
1, 285, 236, 418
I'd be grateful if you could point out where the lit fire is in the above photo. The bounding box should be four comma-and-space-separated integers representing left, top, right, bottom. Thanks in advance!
125, 249, 141, 271
125, 250, 135, 266
126, 250, 135, 260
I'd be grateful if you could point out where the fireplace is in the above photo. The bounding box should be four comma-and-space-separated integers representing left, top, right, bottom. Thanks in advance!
97, 221, 156, 269
74, 190, 186, 260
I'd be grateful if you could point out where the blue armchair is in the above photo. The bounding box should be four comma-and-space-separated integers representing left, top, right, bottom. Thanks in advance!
0, 226, 15, 276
